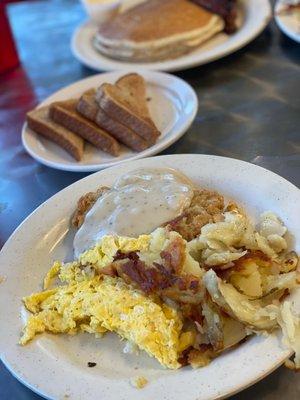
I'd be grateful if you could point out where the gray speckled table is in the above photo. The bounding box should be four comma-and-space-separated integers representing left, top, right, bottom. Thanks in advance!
0, 0, 299, 399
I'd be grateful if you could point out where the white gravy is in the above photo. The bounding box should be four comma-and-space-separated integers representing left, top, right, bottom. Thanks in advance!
73, 168, 194, 257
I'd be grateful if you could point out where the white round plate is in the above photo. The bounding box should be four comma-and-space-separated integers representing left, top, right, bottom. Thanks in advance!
22, 71, 197, 172
71, 0, 272, 72
0, 154, 299, 400
275, 0, 300, 43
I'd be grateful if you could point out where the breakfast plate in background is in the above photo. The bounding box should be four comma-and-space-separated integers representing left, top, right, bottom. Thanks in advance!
0, 154, 299, 400
22, 71, 198, 172
275, 0, 300, 43
71, 0, 272, 72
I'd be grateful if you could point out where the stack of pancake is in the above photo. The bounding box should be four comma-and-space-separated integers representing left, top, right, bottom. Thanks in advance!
94, 0, 228, 62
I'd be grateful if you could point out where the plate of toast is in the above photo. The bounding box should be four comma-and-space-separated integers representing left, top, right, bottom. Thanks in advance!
71, 0, 271, 72
22, 71, 198, 172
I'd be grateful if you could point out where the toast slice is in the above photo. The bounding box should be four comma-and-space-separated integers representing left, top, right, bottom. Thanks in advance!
116, 73, 156, 129
96, 77, 160, 143
49, 99, 120, 157
95, 107, 150, 152
26, 106, 84, 161
77, 90, 150, 152
76, 89, 98, 121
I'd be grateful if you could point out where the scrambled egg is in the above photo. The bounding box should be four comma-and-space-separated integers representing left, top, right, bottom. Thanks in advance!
20, 232, 193, 370
79, 235, 150, 270
21, 272, 183, 369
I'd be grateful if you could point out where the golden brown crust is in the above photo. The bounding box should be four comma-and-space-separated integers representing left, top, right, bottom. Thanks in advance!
77, 85, 154, 152
187, 347, 214, 368
98, 0, 216, 42
96, 107, 150, 151
76, 89, 98, 121
96, 83, 160, 143
165, 189, 224, 241
50, 101, 120, 156
116, 73, 157, 129
27, 106, 84, 161
71, 186, 110, 228
191, 0, 238, 34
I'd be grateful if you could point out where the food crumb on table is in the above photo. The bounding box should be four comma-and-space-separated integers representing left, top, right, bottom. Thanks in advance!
87, 362, 97, 367
131, 376, 148, 389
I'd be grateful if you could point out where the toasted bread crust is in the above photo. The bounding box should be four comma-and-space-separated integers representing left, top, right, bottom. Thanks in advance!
116, 73, 146, 92
77, 89, 152, 152
50, 100, 120, 157
27, 73, 159, 163
96, 107, 150, 151
76, 90, 98, 121
96, 83, 160, 143
116, 73, 157, 129
27, 107, 84, 161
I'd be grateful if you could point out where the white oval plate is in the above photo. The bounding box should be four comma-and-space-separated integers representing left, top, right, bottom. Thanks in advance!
0, 154, 299, 400
22, 71, 197, 172
71, 0, 271, 72
275, 0, 300, 43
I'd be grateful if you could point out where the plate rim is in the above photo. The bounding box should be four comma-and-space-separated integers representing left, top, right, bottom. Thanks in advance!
0, 352, 287, 400
1, 154, 299, 400
2, 153, 299, 256
71, 0, 272, 72
22, 71, 198, 172
274, 0, 300, 43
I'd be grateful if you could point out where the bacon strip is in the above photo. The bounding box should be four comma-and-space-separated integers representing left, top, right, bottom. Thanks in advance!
110, 238, 204, 303
114, 250, 139, 261
161, 237, 186, 274
121, 259, 173, 294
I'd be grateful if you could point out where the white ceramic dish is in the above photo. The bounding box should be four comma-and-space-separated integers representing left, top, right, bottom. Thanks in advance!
22, 71, 197, 172
275, 0, 300, 43
71, 0, 272, 72
0, 154, 299, 400
80, 0, 120, 24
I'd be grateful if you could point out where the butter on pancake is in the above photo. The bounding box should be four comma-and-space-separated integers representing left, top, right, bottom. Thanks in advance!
94, 0, 224, 62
